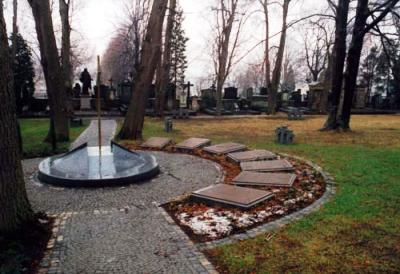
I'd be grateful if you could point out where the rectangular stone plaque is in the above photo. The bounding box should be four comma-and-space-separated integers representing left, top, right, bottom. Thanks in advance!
203, 142, 247, 155
175, 137, 211, 151
141, 137, 171, 149
227, 149, 276, 163
232, 171, 296, 187
191, 184, 274, 209
240, 159, 294, 172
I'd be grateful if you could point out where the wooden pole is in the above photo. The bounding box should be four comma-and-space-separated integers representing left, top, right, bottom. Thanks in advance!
97, 55, 102, 153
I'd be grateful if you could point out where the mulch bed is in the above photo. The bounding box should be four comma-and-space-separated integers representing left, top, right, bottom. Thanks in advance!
0, 213, 54, 274
122, 141, 326, 243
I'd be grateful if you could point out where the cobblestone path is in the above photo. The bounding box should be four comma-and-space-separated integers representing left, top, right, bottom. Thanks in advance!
23, 119, 220, 273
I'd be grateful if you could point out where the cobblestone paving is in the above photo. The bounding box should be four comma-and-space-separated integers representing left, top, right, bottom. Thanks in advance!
23, 119, 220, 273
70, 119, 117, 149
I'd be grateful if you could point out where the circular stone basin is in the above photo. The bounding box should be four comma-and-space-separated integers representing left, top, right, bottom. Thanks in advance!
38, 142, 159, 187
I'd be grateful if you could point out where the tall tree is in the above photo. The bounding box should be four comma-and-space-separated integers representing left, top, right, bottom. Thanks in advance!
118, 0, 168, 140
213, 0, 242, 116
155, 0, 177, 116
0, 0, 34, 233
59, 0, 73, 98
321, 0, 350, 130
259, 0, 271, 87
268, 0, 291, 114
28, 0, 70, 141
340, 0, 399, 129
9, 33, 35, 114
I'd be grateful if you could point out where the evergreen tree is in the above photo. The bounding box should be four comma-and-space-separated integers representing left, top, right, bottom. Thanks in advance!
9, 33, 35, 114
360, 46, 379, 98
169, 6, 188, 88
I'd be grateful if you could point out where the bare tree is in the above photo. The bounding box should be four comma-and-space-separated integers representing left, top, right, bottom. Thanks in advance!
321, 0, 350, 130
59, 0, 73, 93
155, 0, 177, 116
258, 0, 271, 87
340, 0, 399, 130
118, 0, 168, 140
212, 0, 244, 115
0, 0, 34, 233
269, 0, 291, 114
28, 0, 70, 141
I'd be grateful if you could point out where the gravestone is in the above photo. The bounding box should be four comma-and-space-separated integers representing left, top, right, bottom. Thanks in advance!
224, 87, 238, 99
232, 172, 296, 187
203, 142, 247, 155
164, 117, 173, 132
191, 184, 274, 209
240, 159, 294, 172
175, 137, 211, 151
275, 125, 295, 144
141, 137, 172, 149
227, 149, 276, 163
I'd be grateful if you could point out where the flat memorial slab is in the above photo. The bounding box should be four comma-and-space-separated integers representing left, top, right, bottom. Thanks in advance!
233, 171, 296, 187
203, 142, 247, 155
175, 137, 211, 151
227, 149, 276, 163
240, 159, 294, 172
141, 137, 172, 149
191, 184, 274, 209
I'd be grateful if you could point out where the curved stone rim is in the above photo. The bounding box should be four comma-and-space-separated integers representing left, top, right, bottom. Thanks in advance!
37, 141, 160, 188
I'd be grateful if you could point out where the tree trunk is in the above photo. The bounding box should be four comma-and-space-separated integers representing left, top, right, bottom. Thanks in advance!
28, 0, 70, 141
339, 0, 369, 130
216, 0, 237, 116
262, 0, 271, 87
0, 1, 34, 233
156, 0, 176, 117
118, 0, 167, 140
321, 0, 350, 130
59, 0, 73, 114
269, 0, 290, 115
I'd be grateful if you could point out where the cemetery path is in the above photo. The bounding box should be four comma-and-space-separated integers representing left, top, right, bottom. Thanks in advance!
70, 119, 117, 149
23, 119, 221, 274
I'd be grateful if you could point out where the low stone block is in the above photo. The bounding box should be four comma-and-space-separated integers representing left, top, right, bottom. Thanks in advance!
227, 149, 276, 163
203, 142, 247, 155
175, 138, 211, 151
191, 184, 274, 209
232, 171, 296, 187
240, 159, 294, 172
141, 137, 172, 149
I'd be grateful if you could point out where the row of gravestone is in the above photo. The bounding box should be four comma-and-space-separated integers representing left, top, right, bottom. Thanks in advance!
140, 137, 297, 209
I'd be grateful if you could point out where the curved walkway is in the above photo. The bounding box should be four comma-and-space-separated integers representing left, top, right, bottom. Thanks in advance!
23, 119, 221, 274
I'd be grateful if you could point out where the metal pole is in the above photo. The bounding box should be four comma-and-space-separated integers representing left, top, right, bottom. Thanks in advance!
97, 55, 102, 154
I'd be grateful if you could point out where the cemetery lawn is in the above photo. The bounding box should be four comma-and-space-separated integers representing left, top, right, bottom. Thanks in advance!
19, 118, 88, 158
124, 114, 400, 273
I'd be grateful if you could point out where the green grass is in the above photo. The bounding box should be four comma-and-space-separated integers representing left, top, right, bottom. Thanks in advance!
19, 119, 88, 158
122, 116, 400, 273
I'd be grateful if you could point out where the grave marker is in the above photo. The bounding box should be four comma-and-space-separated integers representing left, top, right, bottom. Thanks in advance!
175, 138, 211, 151
240, 159, 294, 172
141, 137, 172, 149
203, 142, 247, 155
227, 149, 276, 163
191, 184, 274, 209
233, 172, 296, 187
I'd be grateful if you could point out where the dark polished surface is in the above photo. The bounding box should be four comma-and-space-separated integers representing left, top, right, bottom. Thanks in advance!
38, 142, 159, 187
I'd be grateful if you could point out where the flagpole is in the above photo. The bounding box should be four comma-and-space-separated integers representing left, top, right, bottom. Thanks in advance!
97, 55, 102, 155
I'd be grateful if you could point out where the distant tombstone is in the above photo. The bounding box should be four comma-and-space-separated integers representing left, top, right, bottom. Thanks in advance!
244, 87, 253, 99
191, 96, 200, 111
259, 87, 268, 95
275, 125, 295, 144
354, 86, 368, 109
164, 117, 173, 132
308, 83, 324, 110
224, 87, 238, 99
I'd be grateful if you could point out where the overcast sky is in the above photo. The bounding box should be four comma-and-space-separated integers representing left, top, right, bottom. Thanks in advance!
3, 0, 330, 91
